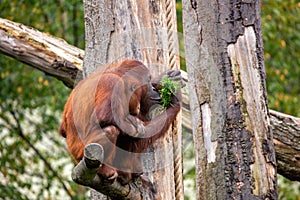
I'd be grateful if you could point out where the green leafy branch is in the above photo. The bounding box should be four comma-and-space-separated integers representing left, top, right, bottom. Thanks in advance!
159, 76, 181, 108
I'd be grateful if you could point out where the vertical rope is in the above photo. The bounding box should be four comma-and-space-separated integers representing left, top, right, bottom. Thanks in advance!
165, 0, 184, 199
165, 0, 178, 70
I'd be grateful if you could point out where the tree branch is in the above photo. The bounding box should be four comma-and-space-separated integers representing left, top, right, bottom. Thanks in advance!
0, 18, 83, 88
270, 110, 300, 181
71, 143, 153, 199
1, 18, 299, 181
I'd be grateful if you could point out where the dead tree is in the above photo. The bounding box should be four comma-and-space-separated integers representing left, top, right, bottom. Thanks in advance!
182, 0, 277, 199
78, 0, 183, 199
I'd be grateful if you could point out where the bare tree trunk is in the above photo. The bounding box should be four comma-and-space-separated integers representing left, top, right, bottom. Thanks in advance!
182, 0, 277, 199
83, 0, 183, 199
1, 17, 300, 182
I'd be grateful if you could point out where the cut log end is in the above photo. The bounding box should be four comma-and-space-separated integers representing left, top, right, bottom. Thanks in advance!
84, 143, 104, 169
71, 143, 104, 186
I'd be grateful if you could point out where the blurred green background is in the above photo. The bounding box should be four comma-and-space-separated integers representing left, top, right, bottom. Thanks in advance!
0, 0, 299, 199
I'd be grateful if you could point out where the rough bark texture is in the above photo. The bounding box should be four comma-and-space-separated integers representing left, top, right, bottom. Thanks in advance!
182, 0, 277, 199
1, 17, 300, 182
270, 110, 300, 181
83, 0, 182, 199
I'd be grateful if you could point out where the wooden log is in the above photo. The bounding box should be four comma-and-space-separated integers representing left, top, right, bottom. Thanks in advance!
0, 18, 83, 88
71, 143, 145, 199
269, 110, 300, 181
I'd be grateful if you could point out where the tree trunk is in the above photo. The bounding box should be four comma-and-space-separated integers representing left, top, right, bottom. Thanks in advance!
182, 0, 278, 199
1, 17, 300, 182
83, 0, 183, 199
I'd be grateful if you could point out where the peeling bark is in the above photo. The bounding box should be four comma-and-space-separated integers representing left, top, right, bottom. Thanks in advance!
201, 103, 217, 163
227, 26, 277, 197
183, 0, 278, 199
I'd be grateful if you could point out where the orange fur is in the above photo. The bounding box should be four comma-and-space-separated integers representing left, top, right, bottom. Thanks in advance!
59, 59, 180, 184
